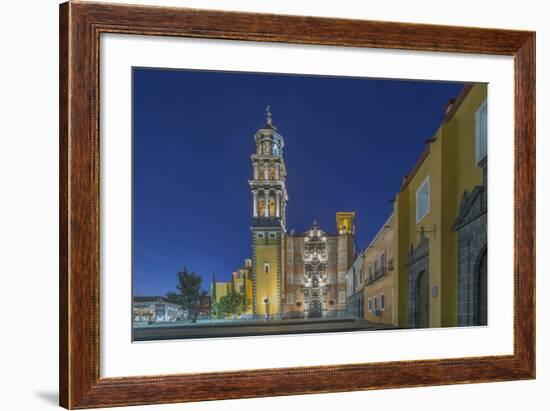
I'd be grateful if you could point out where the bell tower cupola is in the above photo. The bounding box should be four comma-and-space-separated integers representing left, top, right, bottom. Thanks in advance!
249, 106, 288, 230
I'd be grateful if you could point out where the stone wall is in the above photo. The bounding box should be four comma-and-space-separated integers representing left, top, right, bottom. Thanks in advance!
454, 164, 488, 326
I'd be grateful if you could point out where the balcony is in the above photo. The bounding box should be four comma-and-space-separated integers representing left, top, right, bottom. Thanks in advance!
366, 265, 387, 286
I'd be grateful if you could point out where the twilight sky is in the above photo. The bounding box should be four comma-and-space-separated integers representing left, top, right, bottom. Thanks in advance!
132, 67, 464, 296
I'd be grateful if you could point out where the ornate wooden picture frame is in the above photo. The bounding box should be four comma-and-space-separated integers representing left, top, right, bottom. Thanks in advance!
59, 1, 535, 408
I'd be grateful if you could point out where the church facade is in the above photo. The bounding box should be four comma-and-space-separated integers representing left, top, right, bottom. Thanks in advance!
284, 214, 355, 319
249, 108, 355, 320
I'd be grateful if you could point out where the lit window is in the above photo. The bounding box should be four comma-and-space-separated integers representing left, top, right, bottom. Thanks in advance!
368, 298, 372, 312
416, 176, 430, 223
264, 263, 270, 274
286, 293, 294, 304
475, 99, 488, 164
338, 291, 346, 304
380, 293, 385, 310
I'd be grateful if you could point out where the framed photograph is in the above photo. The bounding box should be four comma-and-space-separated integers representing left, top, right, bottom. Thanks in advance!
59, 1, 535, 408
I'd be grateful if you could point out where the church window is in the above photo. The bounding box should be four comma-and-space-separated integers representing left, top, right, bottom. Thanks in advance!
475, 99, 488, 164
257, 232, 264, 239
416, 176, 430, 223
287, 273, 294, 284
264, 263, 270, 274
269, 232, 276, 239
286, 293, 294, 304
338, 272, 346, 283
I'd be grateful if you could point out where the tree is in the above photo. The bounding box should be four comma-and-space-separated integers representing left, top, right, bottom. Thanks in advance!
166, 267, 203, 322
216, 293, 250, 319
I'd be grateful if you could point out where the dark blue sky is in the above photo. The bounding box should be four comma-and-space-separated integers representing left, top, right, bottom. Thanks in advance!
133, 67, 463, 296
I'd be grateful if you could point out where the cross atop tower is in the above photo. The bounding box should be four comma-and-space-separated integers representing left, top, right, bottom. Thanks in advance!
266, 105, 274, 128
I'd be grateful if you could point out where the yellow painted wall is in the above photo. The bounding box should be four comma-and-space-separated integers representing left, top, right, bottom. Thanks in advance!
394, 190, 410, 327
364, 280, 396, 325
253, 231, 283, 317
231, 270, 254, 315
211, 282, 231, 302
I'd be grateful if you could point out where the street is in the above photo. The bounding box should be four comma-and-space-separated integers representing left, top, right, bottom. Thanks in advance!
133, 317, 397, 341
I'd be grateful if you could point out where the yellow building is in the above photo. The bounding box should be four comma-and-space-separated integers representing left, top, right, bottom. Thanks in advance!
211, 281, 231, 303
394, 83, 488, 328
363, 213, 397, 325
231, 258, 253, 316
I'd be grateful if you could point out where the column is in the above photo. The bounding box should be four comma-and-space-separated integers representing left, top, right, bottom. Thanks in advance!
264, 162, 269, 181
253, 163, 258, 180
275, 191, 280, 217
253, 191, 258, 217
264, 190, 270, 217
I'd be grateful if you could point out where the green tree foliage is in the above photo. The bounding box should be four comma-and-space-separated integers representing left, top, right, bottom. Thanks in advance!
215, 293, 250, 319
165, 267, 204, 321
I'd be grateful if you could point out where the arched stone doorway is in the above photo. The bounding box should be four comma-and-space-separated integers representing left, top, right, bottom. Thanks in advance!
476, 249, 488, 326
309, 299, 322, 318
417, 270, 430, 328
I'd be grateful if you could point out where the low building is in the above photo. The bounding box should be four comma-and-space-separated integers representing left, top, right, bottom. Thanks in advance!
231, 258, 253, 317
346, 251, 365, 319
198, 294, 211, 318
211, 277, 231, 304
133, 296, 185, 322
345, 251, 365, 319
363, 214, 397, 326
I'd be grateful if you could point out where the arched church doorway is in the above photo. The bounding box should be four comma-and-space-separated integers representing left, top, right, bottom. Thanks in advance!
309, 299, 322, 318
477, 249, 488, 326
417, 270, 430, 328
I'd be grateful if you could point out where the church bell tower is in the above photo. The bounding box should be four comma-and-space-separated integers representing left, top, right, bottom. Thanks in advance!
249, 106, 288, 319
